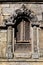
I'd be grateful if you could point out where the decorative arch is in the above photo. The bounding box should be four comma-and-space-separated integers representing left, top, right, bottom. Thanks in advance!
5, 4, 38, 26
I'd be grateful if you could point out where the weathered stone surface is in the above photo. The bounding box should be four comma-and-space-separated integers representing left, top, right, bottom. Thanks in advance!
0, 30, 7, 41
10, 4, 22, 9
0, 15, 3, 25
0, 30, 7, 58
0, 8, 2, 15
1, 4, 10, 8
39, 29, 43, 49
39, 28, 43, 57
0, 62, 43, 65
3, 15, 10, 19
14, 52, 31, 58
2, 7, 14, 15
30, 4, 42, 15
37, 14, 42, 21
32, 53, 39, 59
1, 4, 43, 21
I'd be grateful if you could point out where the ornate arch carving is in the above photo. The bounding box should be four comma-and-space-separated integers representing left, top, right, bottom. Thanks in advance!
5, 4, 38, 26
3, 4, 38, 59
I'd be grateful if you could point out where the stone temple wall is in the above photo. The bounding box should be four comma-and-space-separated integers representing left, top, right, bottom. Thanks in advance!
0, 3, 43, 65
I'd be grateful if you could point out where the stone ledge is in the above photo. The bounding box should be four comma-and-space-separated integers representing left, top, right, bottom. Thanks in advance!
0, 58, 43, 62
0, 25, 6, 28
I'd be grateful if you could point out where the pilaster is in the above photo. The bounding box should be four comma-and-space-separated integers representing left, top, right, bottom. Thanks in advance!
32, 25, 39, 58
6, 26, 13, 58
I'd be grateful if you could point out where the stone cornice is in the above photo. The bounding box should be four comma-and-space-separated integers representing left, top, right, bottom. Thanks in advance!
0, 58, 43, 62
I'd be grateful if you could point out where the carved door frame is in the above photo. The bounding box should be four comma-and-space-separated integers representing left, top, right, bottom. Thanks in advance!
3, 4, 39, 59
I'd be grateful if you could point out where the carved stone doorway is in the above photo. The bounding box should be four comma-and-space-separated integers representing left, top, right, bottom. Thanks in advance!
4, 4, 39, 59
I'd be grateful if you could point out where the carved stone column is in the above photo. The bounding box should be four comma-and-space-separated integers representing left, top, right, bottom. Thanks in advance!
6, 26, 13, 58
37, 27, 39, 56
32, 26, 39, 58
31, 26, 34, 55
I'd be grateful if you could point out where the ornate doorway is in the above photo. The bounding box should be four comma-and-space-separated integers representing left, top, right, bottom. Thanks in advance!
4, 4, 39, 59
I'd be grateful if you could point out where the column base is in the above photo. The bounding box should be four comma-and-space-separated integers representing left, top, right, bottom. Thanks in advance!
6, 53, 14, 59
32, 53, 39, 59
